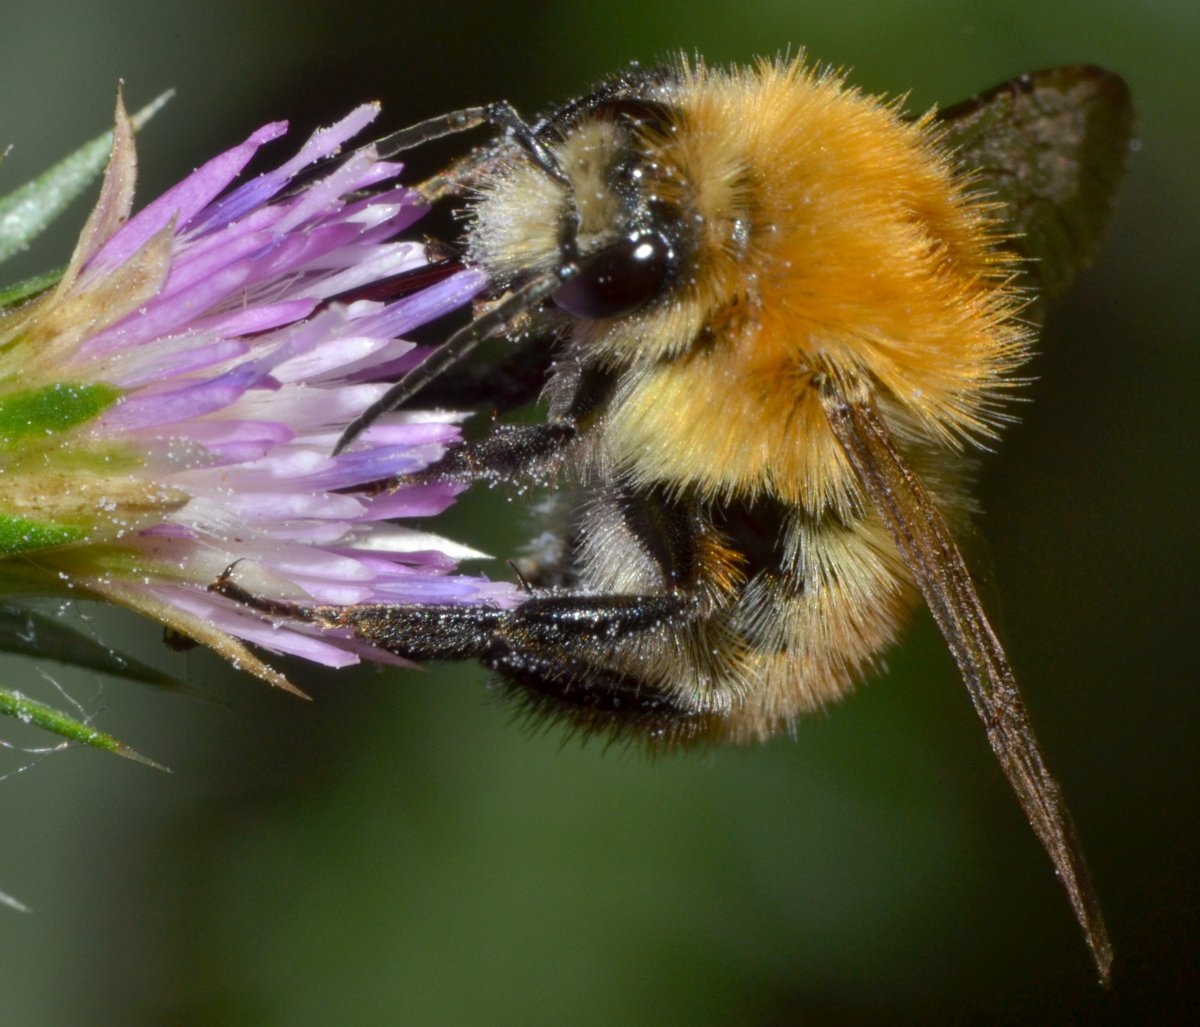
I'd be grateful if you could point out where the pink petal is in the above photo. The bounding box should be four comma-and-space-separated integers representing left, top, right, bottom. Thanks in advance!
195, 104, 383, 231
85, 122, 289, 276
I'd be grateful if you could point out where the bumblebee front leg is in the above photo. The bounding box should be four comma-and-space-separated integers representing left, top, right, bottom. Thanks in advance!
375, 101, 567, 189
404, 363, 616, 487
409, 336, 559, 412
415, 149, 509, 204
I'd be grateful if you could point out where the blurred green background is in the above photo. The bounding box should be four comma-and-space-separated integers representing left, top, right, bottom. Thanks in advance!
1, 1, 1195, 1023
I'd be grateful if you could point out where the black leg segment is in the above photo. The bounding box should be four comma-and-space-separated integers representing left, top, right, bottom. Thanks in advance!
485, 644, 719, 747
401, 420, 580, 486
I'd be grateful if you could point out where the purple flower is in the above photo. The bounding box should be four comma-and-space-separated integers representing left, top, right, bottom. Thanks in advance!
0, 96, 517, 691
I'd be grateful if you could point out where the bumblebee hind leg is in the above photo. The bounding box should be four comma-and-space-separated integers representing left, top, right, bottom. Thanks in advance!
486, 644, 722, 749
354, 589, 724, 747
211, 567, 720, 747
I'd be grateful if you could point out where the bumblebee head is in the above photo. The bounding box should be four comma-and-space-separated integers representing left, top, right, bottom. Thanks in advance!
466, 72, 763, 372
467, 94, 690, 324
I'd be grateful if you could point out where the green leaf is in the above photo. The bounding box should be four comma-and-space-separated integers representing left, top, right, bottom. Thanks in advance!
0, 604, 217, 703
0, 888, 32, 914
939, 66, 1134, 301
0, 604, 181, 688
0, 687, 169, 771
0, 90, 174, 265
0, 381, 121, 442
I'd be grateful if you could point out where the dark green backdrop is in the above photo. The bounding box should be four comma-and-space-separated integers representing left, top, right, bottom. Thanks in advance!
1, 1, 1195, 1023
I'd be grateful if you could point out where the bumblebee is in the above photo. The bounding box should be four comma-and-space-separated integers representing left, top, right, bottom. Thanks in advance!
218, 57, 1131, 981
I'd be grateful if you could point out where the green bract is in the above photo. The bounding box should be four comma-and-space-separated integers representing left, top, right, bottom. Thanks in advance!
0, 381, 120, 443
0, 91, 172, 266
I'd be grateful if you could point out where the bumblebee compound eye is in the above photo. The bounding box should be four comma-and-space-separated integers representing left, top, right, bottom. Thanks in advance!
552, 232, 673, 320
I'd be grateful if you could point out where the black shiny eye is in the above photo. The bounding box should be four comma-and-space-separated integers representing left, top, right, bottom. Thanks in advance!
552, 233, 673, 320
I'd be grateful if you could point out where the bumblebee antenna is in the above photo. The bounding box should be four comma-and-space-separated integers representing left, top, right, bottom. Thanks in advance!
375, 102, 569, 188
333, 272, 562, 455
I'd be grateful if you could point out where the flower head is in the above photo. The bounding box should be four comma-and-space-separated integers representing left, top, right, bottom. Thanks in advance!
0, 95, 517, 690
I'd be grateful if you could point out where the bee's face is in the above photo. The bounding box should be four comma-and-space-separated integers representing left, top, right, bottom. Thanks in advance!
466, 92, 760, 369
467, 109, 684, 319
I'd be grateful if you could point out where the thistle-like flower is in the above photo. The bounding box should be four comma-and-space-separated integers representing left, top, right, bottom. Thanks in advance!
0, 95, 516, 714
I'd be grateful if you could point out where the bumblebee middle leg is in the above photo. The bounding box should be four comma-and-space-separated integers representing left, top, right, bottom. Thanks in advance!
405, 421, 580, 486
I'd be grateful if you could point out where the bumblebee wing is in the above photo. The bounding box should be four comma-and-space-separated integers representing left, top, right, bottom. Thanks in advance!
939, 66, 1133, 303
821, 381, 1113, 986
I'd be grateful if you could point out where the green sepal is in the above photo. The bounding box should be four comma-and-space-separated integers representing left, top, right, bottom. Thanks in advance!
940, 66, 1134, 301
0, 687, 169, 771
0, 381, 120, 443
0, 90, 173, 265
0, 515, 83, 556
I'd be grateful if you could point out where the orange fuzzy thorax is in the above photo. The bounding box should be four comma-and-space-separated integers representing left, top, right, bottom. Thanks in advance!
599, 59, 1031, 513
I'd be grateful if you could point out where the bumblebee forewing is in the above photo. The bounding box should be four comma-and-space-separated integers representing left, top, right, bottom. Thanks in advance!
821, 380, 1113, 987
938, 65, 1134, 305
